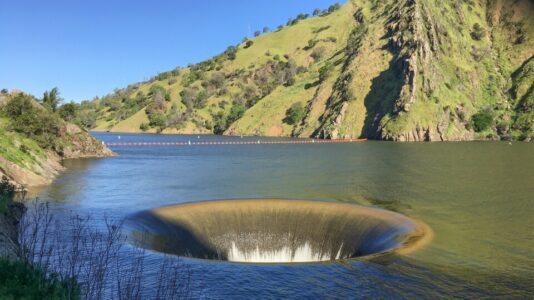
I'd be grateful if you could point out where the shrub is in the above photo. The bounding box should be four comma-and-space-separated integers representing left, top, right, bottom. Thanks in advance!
77, 110, 97, 129
304, 39, 318, 50
254, 30, 261, 37
0, 259, 78, 299
327, 3, 341, 14
471, 23, 485, 40
168, 78, 177, 85
171, 67, 181, 77
139, 122, 149, 131
313, 8, 321, 16
313, 26, 331, 34
472, 111, 493, 132
285, 102, 305, 125
225, 46, 238, 60
263, 27, 269, 33
297, 13, 309, 20
209, 72, 226, 89
319, 62, 334, 82
311, 46, 326, 61
244, 40, 254, 49
58, 102, 79, 122
227, 104, 246, 124
148, 112, 167, 130
0, 176, 15, 213
156, 71, 172, 81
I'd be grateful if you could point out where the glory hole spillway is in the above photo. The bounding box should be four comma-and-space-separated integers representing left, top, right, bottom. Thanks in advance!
125, 199, 430, 263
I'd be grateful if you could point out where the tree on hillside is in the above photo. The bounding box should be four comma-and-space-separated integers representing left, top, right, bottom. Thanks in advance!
284, 102, 305, 125
42, 87, 62, 112
471, 23, 485, 41
225, 46, 238, 60
310, 46, 326, 61
58, 102, 79, 122
208, 72, 226, 89
313, 8, 321, 16
327, 3, 341, 13
472, 111, 493, 132
263, 27, 270, 33
4, 94, 63, 149
254, 30, 261, 37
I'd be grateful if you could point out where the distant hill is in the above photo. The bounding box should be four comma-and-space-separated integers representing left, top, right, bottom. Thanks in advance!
0, 91, 113, 187
78, 0, 533, 141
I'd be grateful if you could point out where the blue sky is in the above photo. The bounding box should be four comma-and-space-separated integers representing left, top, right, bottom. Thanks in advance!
0, 0, 343, 102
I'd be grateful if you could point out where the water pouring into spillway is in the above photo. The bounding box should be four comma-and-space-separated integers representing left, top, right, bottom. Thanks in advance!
125, 199, 430, 263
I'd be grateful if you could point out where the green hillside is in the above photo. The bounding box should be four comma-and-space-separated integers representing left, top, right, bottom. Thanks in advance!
0, 91, 113, 187
79, 0, 533, 141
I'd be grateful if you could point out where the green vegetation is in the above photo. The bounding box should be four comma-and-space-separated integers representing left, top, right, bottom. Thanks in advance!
42, 87, 62, 112
0, 176, 15, 214
0, 90, 109, 180
74, 0, 533, 141
285, 103, 306, 125
3, 94, 64, 150
0, 178, 79, 298
472, 112, 493, 132
0, 259, 78, 299
470, 23, 486, 41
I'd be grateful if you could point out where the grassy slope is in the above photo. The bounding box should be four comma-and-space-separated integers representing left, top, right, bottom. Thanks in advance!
0, 118, 46, 174
92, 2, 357, 135
397, 0, 532, 140
90, 0, 533, 141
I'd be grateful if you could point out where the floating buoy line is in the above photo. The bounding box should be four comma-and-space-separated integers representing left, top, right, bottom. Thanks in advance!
104, 138, 367, 147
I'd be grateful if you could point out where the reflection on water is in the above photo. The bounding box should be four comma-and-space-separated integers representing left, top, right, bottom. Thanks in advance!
33, 133, 534, 298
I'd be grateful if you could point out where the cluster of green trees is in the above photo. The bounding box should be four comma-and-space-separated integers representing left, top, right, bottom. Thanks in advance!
471, 111, 493, 132
2, 94, 65, 151
285, 102, 306, 125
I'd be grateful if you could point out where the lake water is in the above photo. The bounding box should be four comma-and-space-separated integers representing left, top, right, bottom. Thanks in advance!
32, 133, 534, 299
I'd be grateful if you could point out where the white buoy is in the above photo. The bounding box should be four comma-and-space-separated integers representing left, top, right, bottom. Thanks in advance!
188, 141, 191, 145
118, 135, 121, 139
197, 136, 200, 139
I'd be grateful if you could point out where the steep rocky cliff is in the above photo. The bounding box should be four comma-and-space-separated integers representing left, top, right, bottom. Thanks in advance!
76, 0, 533, 141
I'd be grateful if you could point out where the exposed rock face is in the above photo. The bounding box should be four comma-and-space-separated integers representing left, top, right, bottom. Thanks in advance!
2, 133, 113, 188
0, 124, 113, 188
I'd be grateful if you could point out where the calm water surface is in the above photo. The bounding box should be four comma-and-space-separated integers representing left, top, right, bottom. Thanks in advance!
33, 133, 534, 299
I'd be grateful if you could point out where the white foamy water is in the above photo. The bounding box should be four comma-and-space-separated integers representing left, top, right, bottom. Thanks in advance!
226, 241, 344, 263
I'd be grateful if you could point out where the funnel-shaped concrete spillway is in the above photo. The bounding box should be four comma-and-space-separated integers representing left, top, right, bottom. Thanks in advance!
126, 199, 429, 263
